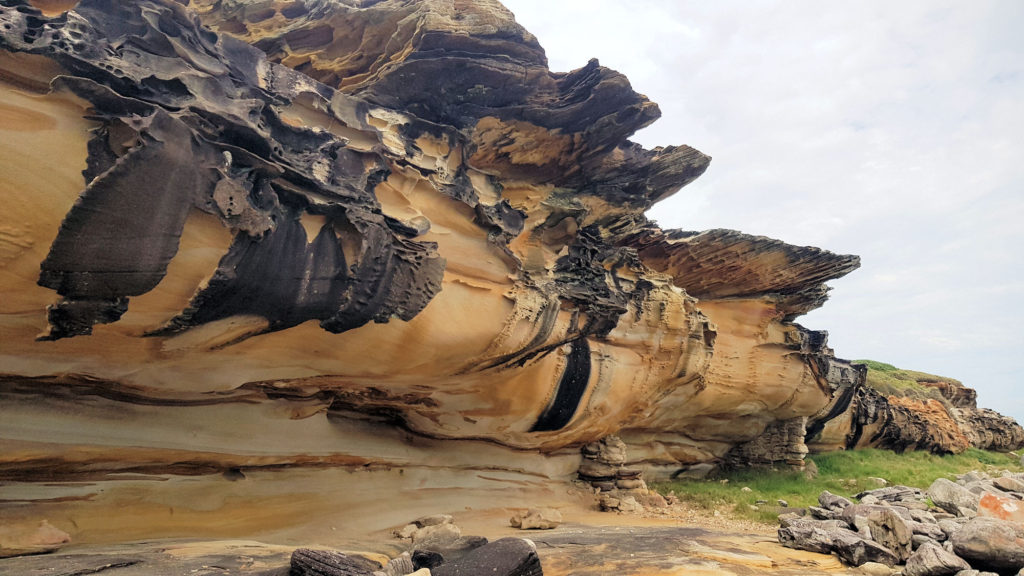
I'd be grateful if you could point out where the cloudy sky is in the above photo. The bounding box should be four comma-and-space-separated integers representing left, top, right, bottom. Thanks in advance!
503, 0, 1024, 424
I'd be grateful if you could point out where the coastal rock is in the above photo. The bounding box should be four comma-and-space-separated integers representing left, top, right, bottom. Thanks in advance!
8, 0, 1006, 549
950, 517, 1024, 572
865, 508, 914, 562
431, 538, 542, 576
380, 552, 415, 576
808, 364, 1023, 456
820, 491, 854, 511
977, 492, 1024, 523
992, 476, 1024, 493
831, 530, 901, 567
929, 479, 980, 516
510, 509, 562, 530
903, 542, 970, 576
955, 408, 1024, 452
807, 386, 971, 455
291, 548, 382, 576
778, 524, 839, 554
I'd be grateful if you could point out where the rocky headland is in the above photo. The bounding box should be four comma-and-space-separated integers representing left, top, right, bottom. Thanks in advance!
0, 0, 1022, 572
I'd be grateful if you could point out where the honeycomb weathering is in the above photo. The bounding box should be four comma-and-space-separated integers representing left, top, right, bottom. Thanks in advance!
0, 0, 909, 545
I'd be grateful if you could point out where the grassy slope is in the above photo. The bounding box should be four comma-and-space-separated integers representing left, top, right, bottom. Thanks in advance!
652, 448, 1024, 524
855, 359, 956, 404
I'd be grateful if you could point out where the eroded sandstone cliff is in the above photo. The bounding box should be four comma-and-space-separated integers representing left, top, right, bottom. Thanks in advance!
0, 0, 1003, 549
806, 362, 1024, 455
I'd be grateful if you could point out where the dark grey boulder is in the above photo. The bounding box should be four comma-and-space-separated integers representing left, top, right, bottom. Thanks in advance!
431, 538, 542, 576
778, 524, 843, 554
831, 530, 900, 567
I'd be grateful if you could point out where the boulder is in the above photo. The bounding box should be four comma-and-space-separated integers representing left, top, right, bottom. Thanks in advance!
978, 492, 1024, 523
431, 538, 542, 576
416, 536, 489, 565
908, 520, 948, 542
584, 436, 628, 466
992, 477, 1024, 493
831, 530, 901, 567
291, 548, 382, 576
938, 519, 968, 539
950, 517, 1024, 572
810, 506, 841, 520
411, 524, 462, 549
380, 552, 414, 576
841, 504, 912, 526
820, 490, 854, 510
903, 542, 971, 576
857, 562, 895, 576
929, 479, 979, 516
578, 460, 619, 480
866, 508, 913, 562
778, 524, 841, 554
599, 494, 641, 513
510, 508, 562, 530
857, 485, 922, 503
912, 534, 941, 550
412, 550, 445, 571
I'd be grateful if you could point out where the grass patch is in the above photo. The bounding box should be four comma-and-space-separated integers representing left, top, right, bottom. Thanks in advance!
855, 359, 955, 405
651, 448, 1024, 524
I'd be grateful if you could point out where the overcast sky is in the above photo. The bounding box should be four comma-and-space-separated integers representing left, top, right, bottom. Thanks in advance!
503, 0, 1024, 425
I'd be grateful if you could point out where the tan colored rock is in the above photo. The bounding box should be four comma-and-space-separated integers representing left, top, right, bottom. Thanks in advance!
509, 508, 562, 530
0, 519, 71, 558
0, 0, 864, 545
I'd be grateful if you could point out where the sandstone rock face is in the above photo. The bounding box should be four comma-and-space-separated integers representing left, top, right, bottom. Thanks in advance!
807, 365, 1023, 456
1, 0, 867, 545
808, 383, 978, 455
954, 408, 1024, 452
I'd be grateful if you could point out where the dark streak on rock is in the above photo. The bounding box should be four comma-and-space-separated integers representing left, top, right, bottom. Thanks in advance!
530, 338, 591, 432
0, 0, 445, 341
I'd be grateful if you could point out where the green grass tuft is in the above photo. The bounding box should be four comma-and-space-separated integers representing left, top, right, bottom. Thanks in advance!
651, 448, 1024, 524
854, 358, 958, 406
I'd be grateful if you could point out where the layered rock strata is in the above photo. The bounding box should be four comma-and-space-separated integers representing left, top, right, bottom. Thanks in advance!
807, 370, 1024, 455
2, 0, 868, 546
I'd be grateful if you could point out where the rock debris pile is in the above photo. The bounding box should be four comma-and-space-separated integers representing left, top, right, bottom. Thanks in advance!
290, 514, 545, 576
779, 470, 1024, 574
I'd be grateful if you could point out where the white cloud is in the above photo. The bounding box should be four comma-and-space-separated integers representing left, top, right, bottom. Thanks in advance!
504, 0, 1024, 424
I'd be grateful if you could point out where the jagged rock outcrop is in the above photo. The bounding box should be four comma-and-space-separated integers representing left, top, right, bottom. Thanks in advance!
954, 408, 1024, 453
807, 365, 1024, 455
0, 0, 877, 547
